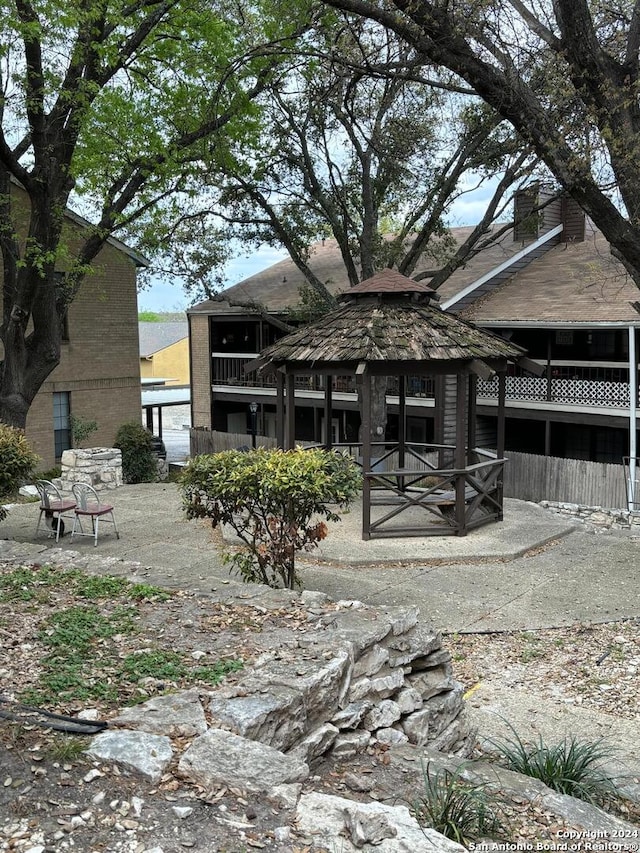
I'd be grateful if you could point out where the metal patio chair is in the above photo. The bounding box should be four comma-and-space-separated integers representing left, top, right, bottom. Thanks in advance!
35, 480, 76, 542
70, 483, 120, 547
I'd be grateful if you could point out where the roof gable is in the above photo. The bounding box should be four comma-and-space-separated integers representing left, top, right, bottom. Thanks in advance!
139, 321, 188, 357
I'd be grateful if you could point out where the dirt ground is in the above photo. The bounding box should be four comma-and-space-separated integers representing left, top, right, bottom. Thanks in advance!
1, 564, 639, 852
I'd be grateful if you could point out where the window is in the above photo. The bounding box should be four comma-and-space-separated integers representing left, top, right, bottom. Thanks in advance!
53, 391, 71, 459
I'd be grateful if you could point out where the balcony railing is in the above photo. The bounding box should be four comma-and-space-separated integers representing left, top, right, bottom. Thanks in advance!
478, 363, 637, 409
211, 354, 434, 398
212, 354, 638, 409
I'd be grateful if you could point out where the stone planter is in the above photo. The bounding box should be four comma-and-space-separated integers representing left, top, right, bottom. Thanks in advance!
58, 447, 123, 492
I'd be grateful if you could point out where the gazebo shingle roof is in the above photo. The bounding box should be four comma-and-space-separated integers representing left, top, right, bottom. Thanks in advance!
259, 272, 523, 367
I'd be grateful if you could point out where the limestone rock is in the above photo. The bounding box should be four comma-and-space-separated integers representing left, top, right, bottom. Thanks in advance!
295, 791, 466, 852
375, 727, 409, 746
112, 688, 207, 738
406, 665, 455, 701
251, 646, 353, 726
208, 684, 306, 751
353, 644, 390, 679
317, 609, 393, 655
362, 699, 401, 730
287, 723, 339, 766
349, 669, 404, 702
385, 625, 441, 668
395, 687, 423, 715
331, 701, 372, 730
86, 731, 173, 783
177, 728, 308, 791
401, 684, 464, 745
331, 731, 372, 759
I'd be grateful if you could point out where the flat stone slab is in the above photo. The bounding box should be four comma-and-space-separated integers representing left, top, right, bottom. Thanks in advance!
112, 688, 207, 737
177, 728, 308, 791
295, 791, 466, 852
86, 730, 173, 783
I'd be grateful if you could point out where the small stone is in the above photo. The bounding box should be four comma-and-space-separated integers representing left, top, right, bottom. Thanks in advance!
172, 806, 193, 819
83, 769, 103, 783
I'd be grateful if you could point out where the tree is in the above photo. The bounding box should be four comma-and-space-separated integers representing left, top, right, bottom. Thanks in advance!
206, 14, 536, 301
0, 0, 303, 429
320, 0, 640, 286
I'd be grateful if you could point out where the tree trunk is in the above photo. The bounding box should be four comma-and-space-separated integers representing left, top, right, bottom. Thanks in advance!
358, 376, 388, 444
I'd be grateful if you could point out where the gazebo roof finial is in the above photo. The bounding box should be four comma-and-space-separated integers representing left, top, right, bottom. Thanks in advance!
340, 269, 438, 302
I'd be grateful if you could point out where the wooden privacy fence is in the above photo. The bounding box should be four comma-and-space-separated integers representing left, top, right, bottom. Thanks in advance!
190, 428, 278, 455
502, 451, 628, 509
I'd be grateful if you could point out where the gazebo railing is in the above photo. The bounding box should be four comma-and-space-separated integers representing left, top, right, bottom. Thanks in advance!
364, 451, 505, 539
305, 441, 506, 538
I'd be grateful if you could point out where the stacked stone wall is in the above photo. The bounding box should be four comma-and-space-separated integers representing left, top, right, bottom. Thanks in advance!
57, 448, 123, 492
540, 499, 640, 530
197, 597, 469, 766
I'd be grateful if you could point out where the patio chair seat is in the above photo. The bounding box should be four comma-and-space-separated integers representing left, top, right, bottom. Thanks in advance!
70, 483, 120, 547
35, 480, 76, 542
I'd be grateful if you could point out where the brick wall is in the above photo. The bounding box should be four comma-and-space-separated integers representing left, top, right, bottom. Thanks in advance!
189, 314, 212, 429
1, 185, 142, 469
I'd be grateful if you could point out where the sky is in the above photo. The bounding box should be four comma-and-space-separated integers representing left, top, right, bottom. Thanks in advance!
136, 179, 502, 313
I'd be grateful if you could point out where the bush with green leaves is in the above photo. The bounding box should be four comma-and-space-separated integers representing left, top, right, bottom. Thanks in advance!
0, 424, 40, 521
181, 447, 361, 589
114, 422, 157, 484
490, 725, 620, 806
413, 761, 506, 845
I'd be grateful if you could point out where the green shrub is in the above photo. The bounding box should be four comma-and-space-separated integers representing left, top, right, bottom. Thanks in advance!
0, 424, 40, 502
490, 725, 620, 806
114, 422, 157, 484
181, 447, 361, 589
413, 761, 506, 845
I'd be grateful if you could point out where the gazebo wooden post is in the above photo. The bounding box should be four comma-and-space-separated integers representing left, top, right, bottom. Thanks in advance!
276, 371, 285, 449
285, 371, 296, 450
324, 374, 333, 450
398, 374, 406, 492
361, 372, 372, 541
455, 372, 468, 536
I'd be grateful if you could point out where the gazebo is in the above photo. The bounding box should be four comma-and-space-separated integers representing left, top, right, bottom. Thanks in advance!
250, 269, 527, 540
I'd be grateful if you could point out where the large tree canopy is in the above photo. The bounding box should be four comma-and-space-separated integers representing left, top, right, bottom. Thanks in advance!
0, 0, 301, 428
174, 13, 536, 305
320, 0, 640, 286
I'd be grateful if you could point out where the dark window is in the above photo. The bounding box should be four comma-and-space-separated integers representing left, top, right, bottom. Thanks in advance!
53, 391, 71, 459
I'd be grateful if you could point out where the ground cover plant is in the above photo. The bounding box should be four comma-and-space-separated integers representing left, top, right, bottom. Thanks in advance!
490, 725, 621, 807
0, 565, 243, 710
412, 761, 507, 845
181, 447, 361, 589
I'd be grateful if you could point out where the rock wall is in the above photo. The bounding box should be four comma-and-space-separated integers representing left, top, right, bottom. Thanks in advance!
58, 448, 123, 492
106, 593, 469, 778
540, 499, 640, 530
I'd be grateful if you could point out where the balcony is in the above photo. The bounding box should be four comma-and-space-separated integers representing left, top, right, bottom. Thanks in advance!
478, 362, 637, 409
211, 353, 435, 398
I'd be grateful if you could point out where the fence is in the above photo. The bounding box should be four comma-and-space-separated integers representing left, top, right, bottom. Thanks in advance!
190, 428, 279, 455
503, 450, 628, 509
